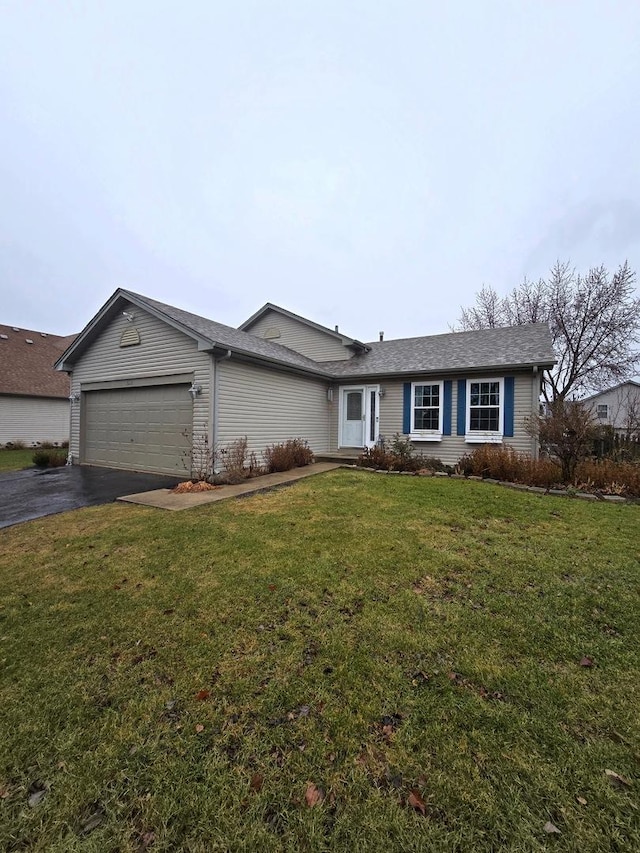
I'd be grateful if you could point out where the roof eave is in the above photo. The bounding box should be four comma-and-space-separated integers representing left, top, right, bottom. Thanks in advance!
330, 359, 557, 381
55, 289, 217, 370
211, 344, 331, 379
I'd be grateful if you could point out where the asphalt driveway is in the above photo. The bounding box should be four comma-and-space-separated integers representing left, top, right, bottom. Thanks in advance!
0, 465, 182, 529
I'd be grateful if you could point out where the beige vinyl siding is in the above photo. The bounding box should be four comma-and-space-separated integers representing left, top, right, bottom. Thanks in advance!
216, 359, 330, 461
331, 371, 538, 465
0, 396, 69, 445
246, 310, 352, 361
68, 302, 213, 463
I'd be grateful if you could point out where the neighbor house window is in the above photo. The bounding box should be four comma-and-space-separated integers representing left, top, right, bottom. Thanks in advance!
411, 381, 443, 439
466, 379, 503, 442
596, 404, 608, 419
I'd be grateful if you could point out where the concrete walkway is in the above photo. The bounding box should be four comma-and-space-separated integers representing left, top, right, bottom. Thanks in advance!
117, 462, 342, 511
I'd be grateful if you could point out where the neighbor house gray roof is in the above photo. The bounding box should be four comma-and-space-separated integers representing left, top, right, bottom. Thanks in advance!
321, 323, 556, 378
56, 289, 556, 379
582, 379, 640, 401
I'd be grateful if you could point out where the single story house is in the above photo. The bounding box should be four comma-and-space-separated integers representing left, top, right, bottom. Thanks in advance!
55, 289, 556, 476
0, 324, 77, 446
582, 380, 640, 436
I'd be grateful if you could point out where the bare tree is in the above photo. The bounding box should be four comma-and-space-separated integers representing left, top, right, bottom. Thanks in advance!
456, 262, 640, 402
526, 400, 597, 483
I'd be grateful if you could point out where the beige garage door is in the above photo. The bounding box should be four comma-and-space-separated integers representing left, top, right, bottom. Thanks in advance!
83, 385, 192, 475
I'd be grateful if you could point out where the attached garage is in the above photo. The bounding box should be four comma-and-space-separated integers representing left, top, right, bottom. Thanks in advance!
83, 383, 192, 476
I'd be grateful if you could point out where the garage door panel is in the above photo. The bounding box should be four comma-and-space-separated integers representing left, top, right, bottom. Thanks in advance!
84, 385, 192, 475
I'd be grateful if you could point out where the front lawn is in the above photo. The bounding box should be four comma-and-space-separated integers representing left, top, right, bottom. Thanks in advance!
0, 471, 638, 851
0, 448, 36, 472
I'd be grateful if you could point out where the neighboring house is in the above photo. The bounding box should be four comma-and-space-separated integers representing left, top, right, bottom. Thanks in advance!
0, 324, 77, 446
55, 289, 556, 476
583, 380, 640, 436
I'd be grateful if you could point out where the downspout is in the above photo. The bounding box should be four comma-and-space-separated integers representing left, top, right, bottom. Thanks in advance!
212, 350, 232, 473
66, 372, 74, 465
532, 365, 539, 459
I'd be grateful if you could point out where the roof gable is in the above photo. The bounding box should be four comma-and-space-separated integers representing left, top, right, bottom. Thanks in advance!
0, 324, 76, 398
582, 379, 640, 401
239, 303, 368, 353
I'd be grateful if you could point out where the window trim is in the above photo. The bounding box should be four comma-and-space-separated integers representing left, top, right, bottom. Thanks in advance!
409, 380, 443, 441
465, 377, 504, 443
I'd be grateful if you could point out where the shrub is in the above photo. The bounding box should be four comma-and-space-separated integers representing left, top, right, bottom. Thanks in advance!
32, 449, 67, 468
5, 440, 26, 450
576, 459, 640, 497
357, 445, 396, 471
183, 431, 215, 482
263, 439, 314, 473
356, 435, 439, 473
417, 456, 453, 474
525, 400, 597, 483
457, 445, 560, 488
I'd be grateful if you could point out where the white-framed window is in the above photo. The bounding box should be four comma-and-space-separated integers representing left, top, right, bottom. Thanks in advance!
410, 381, 443, 440
466, 378, 503, 443
596, 404, 608, 419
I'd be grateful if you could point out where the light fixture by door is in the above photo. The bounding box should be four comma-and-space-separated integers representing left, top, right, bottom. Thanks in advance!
188, 384, 202, 400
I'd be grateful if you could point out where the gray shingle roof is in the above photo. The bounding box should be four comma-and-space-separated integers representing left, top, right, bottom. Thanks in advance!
58, 289, 556, 379
123, 291, 331, 376
321, 324, 556, 377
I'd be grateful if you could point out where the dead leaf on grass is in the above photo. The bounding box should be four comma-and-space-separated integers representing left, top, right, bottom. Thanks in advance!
250, 773, 264, 792
139, 830, 156, 849
579, 656, 594, 667
408, 789, 426, 815
576, 796, 587, 805
195, 724, 205, 733
80, 803, 105, 835
28, 784, 48, 807
544, 821, 561, 834
305, 782, 325, 807
605, 769, 631, 788
195, 689, 211, 701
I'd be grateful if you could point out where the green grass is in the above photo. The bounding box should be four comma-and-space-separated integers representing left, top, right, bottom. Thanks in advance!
0, 448, 36, 471
0, 470, 638, 852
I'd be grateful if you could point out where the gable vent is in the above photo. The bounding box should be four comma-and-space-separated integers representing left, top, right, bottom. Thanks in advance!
120, 327, 141, 347
263, 326, 281, 340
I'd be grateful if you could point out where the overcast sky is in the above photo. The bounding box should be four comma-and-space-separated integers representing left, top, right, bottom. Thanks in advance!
1, 1, 639, 341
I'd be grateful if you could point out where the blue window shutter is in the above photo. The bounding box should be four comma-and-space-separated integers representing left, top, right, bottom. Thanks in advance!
457, 380, 466, 436
504, 377, 515, 437
443, 380, 452, 435
402, 383, 411, 434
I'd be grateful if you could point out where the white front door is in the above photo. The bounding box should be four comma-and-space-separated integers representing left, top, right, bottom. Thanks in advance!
339, 386, 379, 448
